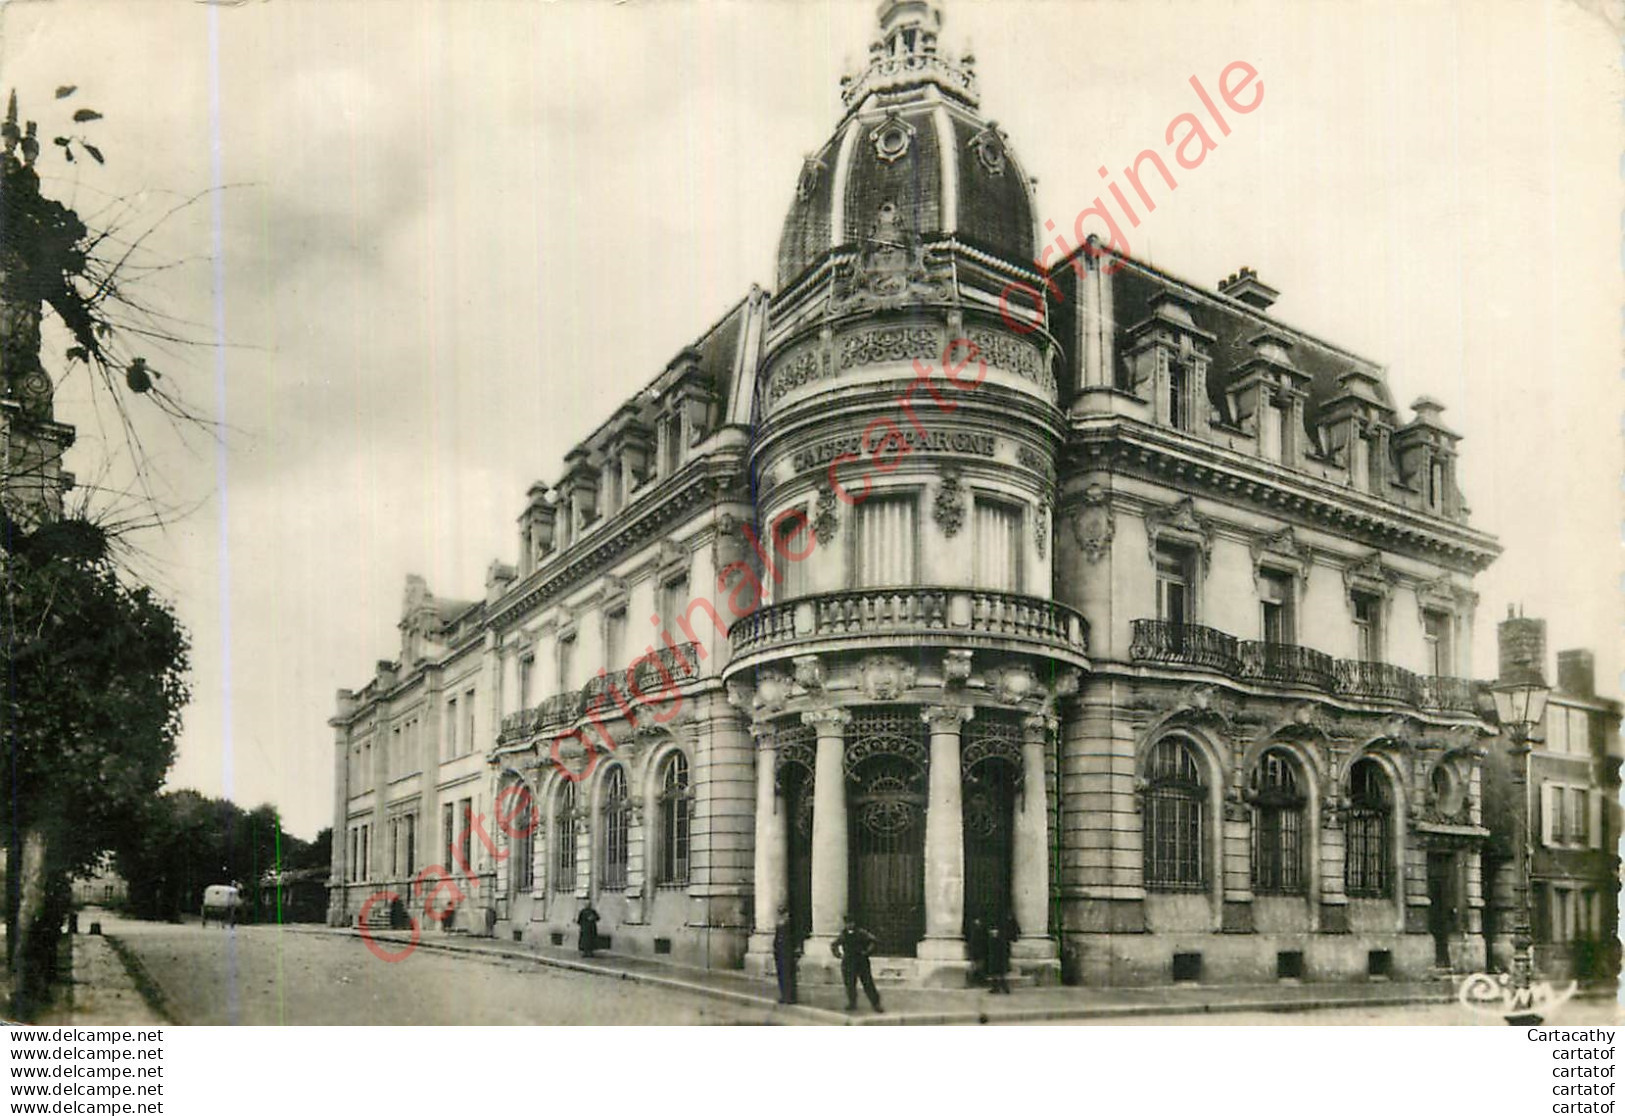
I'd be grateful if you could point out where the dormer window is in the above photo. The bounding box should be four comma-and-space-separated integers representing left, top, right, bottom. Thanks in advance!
663, 412, 684, 475
1168, 359, 1188, 431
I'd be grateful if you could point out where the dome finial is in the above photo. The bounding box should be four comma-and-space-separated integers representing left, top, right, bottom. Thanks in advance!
843, 0, 975, 111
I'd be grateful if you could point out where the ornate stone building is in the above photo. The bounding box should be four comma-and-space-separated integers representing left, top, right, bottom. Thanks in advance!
330, 0, 1514, 987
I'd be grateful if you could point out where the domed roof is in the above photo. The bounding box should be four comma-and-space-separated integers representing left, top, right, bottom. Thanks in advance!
775, 1, 1037, 291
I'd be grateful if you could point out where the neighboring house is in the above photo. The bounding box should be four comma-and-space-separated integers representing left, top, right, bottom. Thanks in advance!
1481, 624, 1621, 987
258, 868, 331, 924
70, 862, 128, 909
329, 0, 1508, 986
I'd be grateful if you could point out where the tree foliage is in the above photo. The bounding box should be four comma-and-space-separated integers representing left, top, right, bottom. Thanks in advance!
115, 791, 310, 921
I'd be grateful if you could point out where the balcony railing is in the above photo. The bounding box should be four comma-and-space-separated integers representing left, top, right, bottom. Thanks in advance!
1129, 620, 1241, 674
499, 642, 702, 743
1239, 641, 1338, 690
1419, 673, 1480, 714
1334, 659, 1423, 703
729, 587, 1088, 659
1130, 616, 1484, 713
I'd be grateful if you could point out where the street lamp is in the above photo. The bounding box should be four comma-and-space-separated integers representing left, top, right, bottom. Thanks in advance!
1489, 663, 1551, 1023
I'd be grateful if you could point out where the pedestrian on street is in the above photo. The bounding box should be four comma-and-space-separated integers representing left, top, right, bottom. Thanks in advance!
830, 913, 883, 1013
576, 902, 601, 957
772, 905, 801, 1005
984, 920, 1011, 994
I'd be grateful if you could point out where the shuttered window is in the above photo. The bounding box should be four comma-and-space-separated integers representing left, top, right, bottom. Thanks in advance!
973, 498, 1023, 592
855, 495, 917, 588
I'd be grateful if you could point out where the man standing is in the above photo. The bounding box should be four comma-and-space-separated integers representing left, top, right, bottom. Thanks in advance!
772, 905, 800, 1005
576, 902, 601, 957
984, 920, 1011, 994
831, 913, 883, 1013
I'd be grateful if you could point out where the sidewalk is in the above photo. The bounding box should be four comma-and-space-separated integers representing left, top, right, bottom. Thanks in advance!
297, 924, 1465, 1025
38, 929, 166, 1026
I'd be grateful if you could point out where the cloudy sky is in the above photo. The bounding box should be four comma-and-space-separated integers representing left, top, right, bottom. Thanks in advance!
0, 0, 1616, 838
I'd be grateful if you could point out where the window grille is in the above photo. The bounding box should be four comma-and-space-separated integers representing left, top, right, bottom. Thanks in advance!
508, 787, 534, 894
1250, 750, 1305, 894
553, 783, 576, 891
601, 766, 630, 891
658, 753, 691, 886
1345, 759, 1391, 898
1144, 738, 1206, 890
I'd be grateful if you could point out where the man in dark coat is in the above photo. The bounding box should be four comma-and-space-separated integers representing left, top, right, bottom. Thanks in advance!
984, 920, 1011, 994
772, 905, 800, 1005
576, 902, 601, 957
830, 913, 883, 1013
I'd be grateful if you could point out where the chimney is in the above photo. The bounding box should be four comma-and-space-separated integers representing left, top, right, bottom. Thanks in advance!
1217, 266, 1279, 312
1557, 649, 1595, 698
1496, 610, 1546, 684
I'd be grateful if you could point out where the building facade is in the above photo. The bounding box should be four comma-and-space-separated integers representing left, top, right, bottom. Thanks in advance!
1482, 622, 1622, 987
330, 0, 1530, 987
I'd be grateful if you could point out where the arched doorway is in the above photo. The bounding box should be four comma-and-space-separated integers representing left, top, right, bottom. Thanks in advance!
776, 725, 816, 947
847, 710, 927, 957
963, 716, 1021, 967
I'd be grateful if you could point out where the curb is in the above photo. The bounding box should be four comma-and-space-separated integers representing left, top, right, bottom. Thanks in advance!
305, 926, 838, 1022
293, 925, 1464, 1025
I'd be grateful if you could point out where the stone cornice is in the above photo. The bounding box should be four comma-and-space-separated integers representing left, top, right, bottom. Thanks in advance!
1066, 417, 1500, 571
488, 454, 748, 631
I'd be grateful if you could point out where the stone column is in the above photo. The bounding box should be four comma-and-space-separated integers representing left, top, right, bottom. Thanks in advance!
1012, 714, 1057, 960
747, 722, 786, 966
919, 705, 971, 963
805, 707, 851, 950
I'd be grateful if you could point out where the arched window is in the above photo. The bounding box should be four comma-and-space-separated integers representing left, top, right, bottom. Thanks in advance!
1144, 737, 1207, 890
553, 782, 576, 892
657, 752, 691, 886
1250, 749, 1305, 894
1345, 758, 1392, 898
508, 785, 535, 895
601, 766, 630, 891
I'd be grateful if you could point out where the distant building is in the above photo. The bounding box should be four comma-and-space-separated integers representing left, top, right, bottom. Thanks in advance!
1482, 620, 1621, 986
329, 0, 1513, 986
71, 863, 127, 909
258, 868, 330, 924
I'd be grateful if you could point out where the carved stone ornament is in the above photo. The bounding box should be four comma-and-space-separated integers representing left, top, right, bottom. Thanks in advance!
712, 514, 747, 570
795, 154, 825, 201
656, 537, 688, 578
1143, 495, 1214, 562
766, 344, 831, 406
992, 666, 1039, 706
869, 111, 916, 163
1264, 702, 1333, 742
933, 469, 965, 537
1342, 550, 1395, 598
1070, 484, 1115, 564
793, 654, 825, 693
812, 485, 839, 545
1035, 498, 1050, 559
754, 669, 794, 714
859, 655, 917, 702
1414, 572, 1474, 625
968, 122, 1008, 175
942, 649, 973, 688
832, 207, 952, 311
1250, 525, 1313, 587
601, 574, 629, 607
725, 680, 754, 714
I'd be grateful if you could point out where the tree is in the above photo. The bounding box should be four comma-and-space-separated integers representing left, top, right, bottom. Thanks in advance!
1, 87, 202, 1018
3, 539, 189, 1016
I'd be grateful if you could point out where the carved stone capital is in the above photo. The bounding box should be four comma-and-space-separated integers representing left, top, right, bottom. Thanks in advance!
1020, 713, 1058, 742
801, 707, 852, 734
922, 705, 973, 734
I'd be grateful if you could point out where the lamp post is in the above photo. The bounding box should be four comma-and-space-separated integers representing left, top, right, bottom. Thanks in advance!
1489, 663, 1551, 1023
